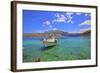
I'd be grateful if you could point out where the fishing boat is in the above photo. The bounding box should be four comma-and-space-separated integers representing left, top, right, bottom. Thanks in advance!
43, 34, 57, 47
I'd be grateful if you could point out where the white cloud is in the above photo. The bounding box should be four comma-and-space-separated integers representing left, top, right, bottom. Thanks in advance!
85, 13, 91, 17
66, 16, 73, 24
80, 20, 91, 26
66, 12, 74, 16
66, 12, 74, 24
52, 18, 66, 23
79, 28, 91, 33
55, 13, 60, 18
76, 12, 82, 15
52, 13, 67, 23
43, 20, 51, 25
44, 13, 74, 25
61, 14, 67, 20
67, 20, 73, 24
53, 28, 57, 30
43, 20, 53, 29
85, 13, 88, 16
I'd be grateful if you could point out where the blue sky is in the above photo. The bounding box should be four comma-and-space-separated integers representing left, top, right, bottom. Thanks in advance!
23, 10, 91, 33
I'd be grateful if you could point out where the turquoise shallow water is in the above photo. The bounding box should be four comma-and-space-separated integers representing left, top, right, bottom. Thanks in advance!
23, 36, 91, 62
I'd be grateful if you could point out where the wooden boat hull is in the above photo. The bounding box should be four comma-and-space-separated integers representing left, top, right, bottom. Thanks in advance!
43, 41, 56, 47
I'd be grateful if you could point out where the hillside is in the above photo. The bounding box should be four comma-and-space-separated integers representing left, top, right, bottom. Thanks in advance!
23, 30, 91, 38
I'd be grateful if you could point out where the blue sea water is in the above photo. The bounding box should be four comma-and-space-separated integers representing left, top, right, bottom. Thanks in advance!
23, 36, 91, 62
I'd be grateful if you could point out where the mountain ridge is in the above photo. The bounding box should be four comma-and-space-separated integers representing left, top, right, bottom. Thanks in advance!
23, 30, 91, 38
